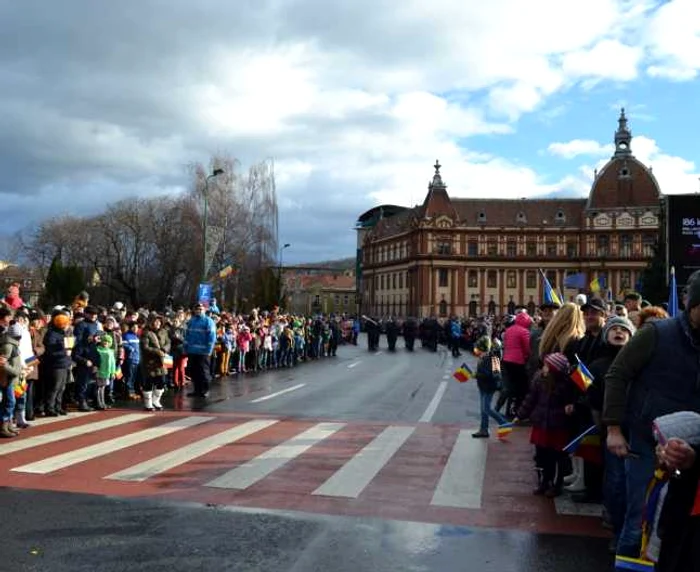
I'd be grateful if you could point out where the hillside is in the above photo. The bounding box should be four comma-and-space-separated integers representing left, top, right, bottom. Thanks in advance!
299, 257, 355, 270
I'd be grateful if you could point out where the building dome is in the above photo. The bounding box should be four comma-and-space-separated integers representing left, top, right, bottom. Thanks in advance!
587, 109, 661, 210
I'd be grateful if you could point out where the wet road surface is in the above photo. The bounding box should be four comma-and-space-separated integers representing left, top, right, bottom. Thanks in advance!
2, 336, 615, 570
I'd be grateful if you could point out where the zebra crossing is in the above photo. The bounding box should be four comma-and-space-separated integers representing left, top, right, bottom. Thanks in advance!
0, 410, 603, 535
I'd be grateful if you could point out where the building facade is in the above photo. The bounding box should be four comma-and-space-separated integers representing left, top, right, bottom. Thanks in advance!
283, 271, 356, 315
356, 110, 663, 318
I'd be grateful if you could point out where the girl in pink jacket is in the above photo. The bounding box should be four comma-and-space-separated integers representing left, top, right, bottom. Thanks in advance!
502, 312, 533, 416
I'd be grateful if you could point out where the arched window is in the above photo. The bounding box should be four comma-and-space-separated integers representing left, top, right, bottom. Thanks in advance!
439, 300, 448, 317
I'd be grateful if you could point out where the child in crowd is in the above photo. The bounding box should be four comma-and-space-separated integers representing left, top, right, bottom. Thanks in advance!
516, 352, 576, 498
472, 335, 510, 439
95, 334, 117, 410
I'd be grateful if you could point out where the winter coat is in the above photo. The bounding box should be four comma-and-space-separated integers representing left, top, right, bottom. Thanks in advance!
183, 315, 216, 356
169, 324, 186, 357
475, 351, 502, 394
586, 345, 620, 413
502, 313, 532, 365
517, 370, 576, 431
72, 319, 99, 368
140, 327, 171, 378
0, 335, 24, 388
42, 327, 73, 370
26, 327, 45, 381
122, 331, 140, 364
96, 345, 117, 380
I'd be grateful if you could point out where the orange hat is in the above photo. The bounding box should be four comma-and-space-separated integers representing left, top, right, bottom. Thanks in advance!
53, 314, 71, 330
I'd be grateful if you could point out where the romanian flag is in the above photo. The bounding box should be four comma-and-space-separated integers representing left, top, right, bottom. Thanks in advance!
497, 422, 513, 440
163, 355, 174, 369
453, 363, 473, 383
614, 556, 654, 571
590, 277, 601, 293
539, 269, 563, 306
24, 355, 39, 367
570, 355, 594, 392
563, 424, 598, 455
13, 380, 27, 399
114, 367, 123, 380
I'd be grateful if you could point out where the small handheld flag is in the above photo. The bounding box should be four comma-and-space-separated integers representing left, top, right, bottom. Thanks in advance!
453, 363, 473, 383
497, 422, 514, 440
570, 354, 594, 392
563, 424, 598, 454
24, 355, 39, 367
614, 555, 654, 571
163, 355, 174, 369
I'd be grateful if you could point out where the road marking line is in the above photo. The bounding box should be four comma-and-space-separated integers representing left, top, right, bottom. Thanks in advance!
312, 425, 415, 498
205, 422, 345, 490
250, 383, 306, 403
347, 361, 361, 369
12, 416, 211, 474
442, 375, 450, 380
0, 413, 151, 457
30, 412, 97, 426
431, 429, 487, 509
106, 419, 279, 482
419, 381, 448, 423
375, 351, 384, 356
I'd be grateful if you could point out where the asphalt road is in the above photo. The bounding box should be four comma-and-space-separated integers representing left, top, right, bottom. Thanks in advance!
175, 335, 480, 425
2, 335, 615, 571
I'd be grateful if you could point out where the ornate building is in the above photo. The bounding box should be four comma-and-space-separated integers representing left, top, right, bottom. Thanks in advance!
356, 110, 663, 318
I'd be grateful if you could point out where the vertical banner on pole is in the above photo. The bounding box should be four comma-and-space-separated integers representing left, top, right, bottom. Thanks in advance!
197, 283, 213, 308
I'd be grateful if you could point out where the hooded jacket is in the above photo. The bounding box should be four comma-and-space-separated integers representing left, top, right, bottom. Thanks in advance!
502, 312, 533, 365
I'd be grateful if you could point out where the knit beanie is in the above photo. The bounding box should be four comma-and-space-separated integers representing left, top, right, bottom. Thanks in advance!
53, 314, 71, 330
543, 352, 570, 375
475, 335, 492, 354
7, 323, 23, 339
603, 316, 636, 340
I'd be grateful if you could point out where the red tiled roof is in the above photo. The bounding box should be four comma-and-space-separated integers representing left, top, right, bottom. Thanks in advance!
452, 198, 586, 227
285, 274, 355, 290
588, 156, 661, 209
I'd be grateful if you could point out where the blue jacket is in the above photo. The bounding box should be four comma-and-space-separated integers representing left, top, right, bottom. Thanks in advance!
184, 315, 217, 356
123, 331, 141, 364
73, 319, 99, 367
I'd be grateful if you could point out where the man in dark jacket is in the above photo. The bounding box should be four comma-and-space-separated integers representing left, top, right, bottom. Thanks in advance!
42, 309, 73, 416
604, 270, 700, 559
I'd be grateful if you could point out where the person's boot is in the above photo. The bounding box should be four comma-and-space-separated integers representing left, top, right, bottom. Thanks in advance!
152, 389, 165, 411
14, 409, 30, 429
0, 420, 16, 438
533, 469, 547, 495
143, 391, 154, 412
565, 457, 586, 492
78, 400, 93, 412
472, 429, 489, 438
94, 389, 106, 411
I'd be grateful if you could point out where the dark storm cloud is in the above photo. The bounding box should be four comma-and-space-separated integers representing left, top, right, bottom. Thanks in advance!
0, 0, 409, 261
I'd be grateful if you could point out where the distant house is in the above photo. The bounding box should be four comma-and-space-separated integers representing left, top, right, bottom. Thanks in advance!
0, 263, 45, 307
283, 272, 356, 315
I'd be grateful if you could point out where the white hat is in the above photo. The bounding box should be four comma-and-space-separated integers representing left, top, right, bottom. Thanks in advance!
112, 302, 124, 310
575, 294, 587, 306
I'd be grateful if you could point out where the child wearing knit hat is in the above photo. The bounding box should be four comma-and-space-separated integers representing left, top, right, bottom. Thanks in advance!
516, 352, 577, 497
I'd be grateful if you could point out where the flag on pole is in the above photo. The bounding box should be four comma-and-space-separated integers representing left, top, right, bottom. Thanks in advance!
497, 422, 514, 440
539, 270, 563, 306
452, 363, 474, 383
570, 354, 594, 392
614, 555, 655, 571
590, 277, 601, 293
668, 266, 679, 318
563, 424, 598, 454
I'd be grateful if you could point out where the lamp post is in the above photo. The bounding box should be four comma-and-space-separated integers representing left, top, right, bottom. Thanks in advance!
202, 168, 224, 283
278, 243, 290, 307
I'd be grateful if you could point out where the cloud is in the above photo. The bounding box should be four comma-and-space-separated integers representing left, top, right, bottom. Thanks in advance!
548, 139, 615, 159
0, 0, 699, 264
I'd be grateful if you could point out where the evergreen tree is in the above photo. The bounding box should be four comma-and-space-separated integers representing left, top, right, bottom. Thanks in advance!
41, 255, 87, 309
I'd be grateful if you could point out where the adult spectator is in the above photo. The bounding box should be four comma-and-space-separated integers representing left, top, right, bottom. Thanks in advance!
603, 270, 700, 559
502, 311, 532, 414
623, 292, 642, 326
184, 303, 216, 398
72, 306, 100, 411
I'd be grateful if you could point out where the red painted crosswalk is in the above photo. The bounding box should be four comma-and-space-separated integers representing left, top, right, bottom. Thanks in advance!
0, 410, 605, 536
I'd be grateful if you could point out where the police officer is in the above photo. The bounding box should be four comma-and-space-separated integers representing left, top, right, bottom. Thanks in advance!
403, 317, 417, 351
385, 316, 399, 351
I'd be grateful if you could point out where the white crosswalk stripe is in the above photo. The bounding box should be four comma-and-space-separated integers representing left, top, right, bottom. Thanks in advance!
30, 412, 97, 427
431, 429, 487, 509
205, 422, 345, 490
106, 419, 279, 482
313, 425, 415, 498
0, 413, 150, 457
12, 416, 211, 474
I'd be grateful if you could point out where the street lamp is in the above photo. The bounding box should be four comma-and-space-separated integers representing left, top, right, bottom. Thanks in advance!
278, 243, 290, 306
202, 168, 225, 282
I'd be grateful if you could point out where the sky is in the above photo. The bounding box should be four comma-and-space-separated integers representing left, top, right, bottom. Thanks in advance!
2, 0, 700, 264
